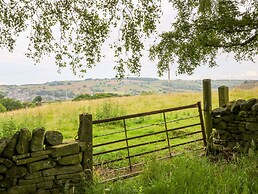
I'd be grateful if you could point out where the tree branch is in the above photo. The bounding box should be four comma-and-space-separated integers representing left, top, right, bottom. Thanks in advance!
205, 31, 258, 48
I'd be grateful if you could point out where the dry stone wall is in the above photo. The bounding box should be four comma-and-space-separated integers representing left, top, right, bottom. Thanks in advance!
0, 128, 87, 194
212, 98, 258, 153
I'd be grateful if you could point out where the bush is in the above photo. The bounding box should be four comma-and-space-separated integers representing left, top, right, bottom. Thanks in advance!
33, 95, 42, 103
95, 100, 125, 120
0, 103, 6, 112
73, 93, 92, 101
0, 118, 18, 138
73, 93, 121, 101
0, 98, 24, 111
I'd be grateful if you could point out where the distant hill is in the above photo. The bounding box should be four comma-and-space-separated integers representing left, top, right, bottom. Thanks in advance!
0, 78, 250, 102
234, 80, 258, 90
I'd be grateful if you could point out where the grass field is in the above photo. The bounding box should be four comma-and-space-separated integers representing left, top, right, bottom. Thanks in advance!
0, 88, 257, 138
91, 153, 258, 194
0, 88, 257, 193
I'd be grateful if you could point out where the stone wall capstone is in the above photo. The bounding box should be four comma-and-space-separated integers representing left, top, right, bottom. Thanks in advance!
0, 128, 87, 194
212, 98, 258, 153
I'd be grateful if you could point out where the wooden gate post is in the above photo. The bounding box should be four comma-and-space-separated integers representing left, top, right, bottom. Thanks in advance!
203, 79, 213, 154
78, 114, 93, 182
218, 86, 229, 107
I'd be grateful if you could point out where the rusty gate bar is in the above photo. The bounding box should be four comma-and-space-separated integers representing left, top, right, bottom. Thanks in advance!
123, 119, 132, 172
93, 115, 199, 138
94, 135, 203, 164
93, 123, 201, 156
93, 122, 200, 148
93, 103, 198, 124
163, 112, 172, 157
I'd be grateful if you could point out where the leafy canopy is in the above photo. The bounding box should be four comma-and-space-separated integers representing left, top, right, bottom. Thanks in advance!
0, 0, 161, 78
32, 95, 43, 103
1, 0, 257, 77
150, 0, 258, 76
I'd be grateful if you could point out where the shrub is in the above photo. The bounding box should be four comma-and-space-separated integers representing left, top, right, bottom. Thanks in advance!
95, 100, 125, 120
73, 93, 92, 101
32, 95, 43, 103
73, 93, 121, 101
0, 98, 24, 111
0, 118, 18, 138
0, 103, 6, 112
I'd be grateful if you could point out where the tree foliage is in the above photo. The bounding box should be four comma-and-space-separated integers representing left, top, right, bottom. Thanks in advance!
1, 0, 257, 77
0, 97, 24, 111
72, 93, 121, 101
0, 0, 161, 78
0, 103, 6, 112
150, 0, 258, 76
32, 95, 42, 103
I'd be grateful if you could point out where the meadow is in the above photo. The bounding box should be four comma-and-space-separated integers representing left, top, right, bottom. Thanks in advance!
0, 87, 257, 138
0, 87, 257, 193
91, 153, 258, 194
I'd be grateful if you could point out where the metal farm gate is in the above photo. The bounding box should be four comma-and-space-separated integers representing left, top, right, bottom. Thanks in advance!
88, 102, 207, 182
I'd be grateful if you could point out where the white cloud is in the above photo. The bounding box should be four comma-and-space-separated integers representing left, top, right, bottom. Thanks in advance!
240, 71, 258, 78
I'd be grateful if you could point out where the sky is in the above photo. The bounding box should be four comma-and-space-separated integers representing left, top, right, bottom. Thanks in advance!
0, 1, 257, 85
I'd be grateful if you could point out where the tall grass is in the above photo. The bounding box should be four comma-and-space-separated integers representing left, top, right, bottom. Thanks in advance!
0, 92, 203, 138
0, 88, 257, 139
0, 88, 257, 193
91, 153, 258, 194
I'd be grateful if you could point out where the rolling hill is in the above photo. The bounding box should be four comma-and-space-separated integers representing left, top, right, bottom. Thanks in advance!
0, 78, 254, 102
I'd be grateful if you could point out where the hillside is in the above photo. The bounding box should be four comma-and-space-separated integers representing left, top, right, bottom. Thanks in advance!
234, 80, 258, 90
0, 78, 250, 102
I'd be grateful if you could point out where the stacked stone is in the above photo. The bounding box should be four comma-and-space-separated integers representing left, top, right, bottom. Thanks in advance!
0, 128, 86, 194
212, 98, 258, 153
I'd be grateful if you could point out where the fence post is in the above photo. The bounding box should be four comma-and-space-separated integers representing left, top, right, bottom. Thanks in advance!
218, 86, 229, 106
203, 79, 213, 154
78, 113, 93, 182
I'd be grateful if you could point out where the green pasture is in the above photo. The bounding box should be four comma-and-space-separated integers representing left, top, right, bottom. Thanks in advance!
0, 88, 258, 192
91, 152, 258, 194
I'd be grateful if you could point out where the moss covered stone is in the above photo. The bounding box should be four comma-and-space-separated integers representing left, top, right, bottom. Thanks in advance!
27, 159, 56, 173
246, 123, 258, 131
57, 153, 82, 166
0, 138, 9, 156
6, 166, 27, 179
42, 164, 82, 177
18, 176, 54, 185
15, 154, 49, 165
16, 129, 31, 155
3, 132, 20, 159
44, 131, 63, 146
0, 164, 7, 173
30, 128, 45, 152
8, 184, 36, 194
51, 142, 79, 158
252, 103, 258, 111
240, 98, 257, 111
0, 158, 13, 168
24, 171, 42, 180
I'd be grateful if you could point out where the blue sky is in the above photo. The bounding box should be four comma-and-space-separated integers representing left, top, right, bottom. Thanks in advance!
0, 1, 257, 85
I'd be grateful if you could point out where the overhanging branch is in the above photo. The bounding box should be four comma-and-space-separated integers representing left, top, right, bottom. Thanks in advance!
205, 31, 258, 48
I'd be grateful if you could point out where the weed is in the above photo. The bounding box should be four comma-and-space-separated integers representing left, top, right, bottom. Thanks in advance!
0, 117, 18, 138
95, 100, 126, 120
91, 153, 258, 194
